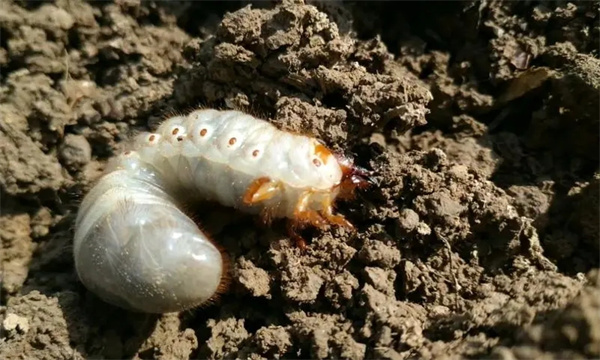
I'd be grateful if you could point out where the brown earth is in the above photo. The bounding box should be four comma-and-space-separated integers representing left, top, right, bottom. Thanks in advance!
1, 1, 599, 359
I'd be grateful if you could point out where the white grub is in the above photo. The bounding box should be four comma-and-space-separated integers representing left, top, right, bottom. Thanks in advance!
74, 109, 369, 313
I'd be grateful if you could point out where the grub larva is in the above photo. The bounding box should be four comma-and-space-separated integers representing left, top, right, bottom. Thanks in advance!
73, 109, 374, 313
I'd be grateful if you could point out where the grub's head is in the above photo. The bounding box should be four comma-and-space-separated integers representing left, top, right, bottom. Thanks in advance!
308, 140, 376, 196
306, 140, 344, 189
332, 151, 376, 199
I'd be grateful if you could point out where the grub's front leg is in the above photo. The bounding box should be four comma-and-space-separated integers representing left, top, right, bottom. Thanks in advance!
320, 195, 355, 231
286, 191, 328, 249
292, 191, 327, 229
243, 177, 284, 227
242, 177, 281, 205
286, 221, 307, 250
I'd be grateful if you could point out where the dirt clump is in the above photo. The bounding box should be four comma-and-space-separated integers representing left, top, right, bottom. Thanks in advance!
490, 269, 600, 360
1, 1, 598, 359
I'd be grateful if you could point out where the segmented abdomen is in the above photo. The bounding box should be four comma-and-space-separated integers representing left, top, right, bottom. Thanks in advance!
73, 154, 224, 313
133, 109, 325, 217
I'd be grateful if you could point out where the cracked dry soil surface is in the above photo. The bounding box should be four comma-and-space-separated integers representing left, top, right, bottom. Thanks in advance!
1, 1, 599, 359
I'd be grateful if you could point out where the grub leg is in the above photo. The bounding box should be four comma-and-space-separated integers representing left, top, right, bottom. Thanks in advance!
286, 221, 307, 250
321, 196, 355, 231
293, 191, 327, 229
286, 191, 330, 249
242, 177, 281, 205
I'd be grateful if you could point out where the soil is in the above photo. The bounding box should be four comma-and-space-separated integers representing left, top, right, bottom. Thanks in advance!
1, 1, 598, 359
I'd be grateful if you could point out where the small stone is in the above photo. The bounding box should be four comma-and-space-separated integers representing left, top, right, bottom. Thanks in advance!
416, 222, 431, 235
59, 134, 92, 170
448, 164, 469, 180
358, 240, 401, 268
2, 313, 30, 335
236, 259, 271, 298
397, 208, 420, 232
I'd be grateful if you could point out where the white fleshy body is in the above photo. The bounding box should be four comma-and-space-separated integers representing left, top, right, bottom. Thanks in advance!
74, 109, 345, 313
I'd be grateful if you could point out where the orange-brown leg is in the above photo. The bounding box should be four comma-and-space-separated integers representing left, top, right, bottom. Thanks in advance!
293, 191, 327, 229
243, 177, 281, 205
321, 196, 355, 230
286, 191, 329, 249
286, 221, 307, 250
